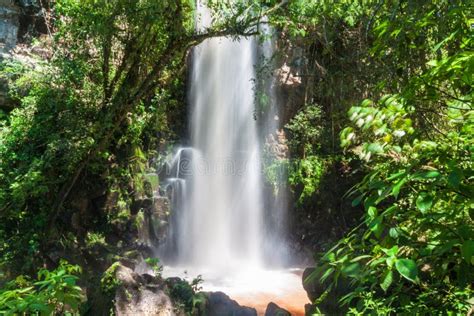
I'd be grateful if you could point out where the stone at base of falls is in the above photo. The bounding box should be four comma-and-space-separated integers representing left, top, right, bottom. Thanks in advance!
302, 267, 319, 302
112, 264, 258, 316
114, 264, 182, 316
264, 302, 291, 316
203, 292, 257, 316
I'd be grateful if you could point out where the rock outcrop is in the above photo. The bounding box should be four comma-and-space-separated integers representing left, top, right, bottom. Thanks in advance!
114, 264, 181, 316
264, 302, 291, 316
202, 292, 257, 316
0, 0, 20, 52
0, 0, 47, 54
112, 263, 259, 316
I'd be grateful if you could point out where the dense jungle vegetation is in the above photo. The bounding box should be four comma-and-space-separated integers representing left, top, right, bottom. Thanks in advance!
0, 0, 472, 314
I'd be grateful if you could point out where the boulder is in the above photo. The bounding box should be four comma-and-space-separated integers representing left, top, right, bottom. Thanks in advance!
203, 292, 257, 316
264, 302, 291, 316
302, 267, 351, 314
114, 264, 182, 316
302, 267, 320, 301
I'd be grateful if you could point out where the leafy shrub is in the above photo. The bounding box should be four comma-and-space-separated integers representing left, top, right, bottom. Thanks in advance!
144, 257, 163, 276
307, 1, 473, 313
100, 262, 122, 297
166, 275, 204, 314
0, 261, 84, 314
286, 104, 323, 156
312, 56, 473, 316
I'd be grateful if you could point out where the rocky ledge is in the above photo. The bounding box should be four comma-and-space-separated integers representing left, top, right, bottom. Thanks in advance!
112, 263, 291, 316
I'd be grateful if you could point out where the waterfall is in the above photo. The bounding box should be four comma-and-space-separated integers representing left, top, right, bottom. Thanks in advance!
163, 1, 265, 273
155, 4, 308, 314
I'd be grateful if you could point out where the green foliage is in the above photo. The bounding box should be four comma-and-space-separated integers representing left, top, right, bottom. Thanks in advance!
286, 104, 323, 156
263, 158, 289, 195
144, 257, 163, 276
0, 65, 91, 272
0, 0, 470, 314
166, 275, 203, 314
304, 0, 474, 314
0, 0, 282, 276
100, 262, 122, 297
289, 156, 326, 202
85, 232, 107, 248
276, 104, 328, 201
0, 261, 83, 314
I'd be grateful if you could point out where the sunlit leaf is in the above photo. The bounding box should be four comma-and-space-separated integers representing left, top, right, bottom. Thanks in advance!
395, 259, 418, 283
391, 178, 407, 198
416, 192, 433, 213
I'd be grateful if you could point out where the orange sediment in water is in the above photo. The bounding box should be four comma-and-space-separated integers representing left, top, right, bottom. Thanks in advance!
162, 266, 309, 315
207, 269, 309, 316
232, 289, 308, 315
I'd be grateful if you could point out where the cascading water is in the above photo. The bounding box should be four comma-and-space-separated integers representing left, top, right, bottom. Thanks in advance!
158, 2, 308, 314
167, 1, 264, 273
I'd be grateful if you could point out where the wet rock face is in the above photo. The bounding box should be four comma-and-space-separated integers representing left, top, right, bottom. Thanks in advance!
0, 0, 46, 53
137, 196, 170, 247
0, 0, 20, 52
203, 292, 257, 316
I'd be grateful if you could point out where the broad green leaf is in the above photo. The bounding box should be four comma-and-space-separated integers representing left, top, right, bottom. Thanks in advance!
387, 171, 406, 181
389, 227, 399, 239
434, 240, 457, 255
461, 240, 474, 265
383, 205, 399, 216
381, 270, 393, 292
341, 262, 360, 278
364, 195, 378, 209
457, 225, 472, 240
351, 194, 364, 207
383, 245, 399, 257
386, 256, 396, 268
367, 143, 384, 153
448, 169, 463, 188
327, 252, 336, 262
416, 192, 433, 213
412, 170, 441, 180
391, 178, 407, 198
29, 303, 51, 312
320, 267, 335, 283
368, 206, 377, 218
368, 215, 384, 238
395, 259, 418, 283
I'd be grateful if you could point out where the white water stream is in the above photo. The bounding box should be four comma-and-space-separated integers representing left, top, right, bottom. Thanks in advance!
172, 0, 264, 273
157, 2, 308, 314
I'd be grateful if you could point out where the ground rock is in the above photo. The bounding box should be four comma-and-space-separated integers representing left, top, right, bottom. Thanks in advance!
264, 302, 291, 316
203, 292, 257, 316
114, 264, 181, 316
